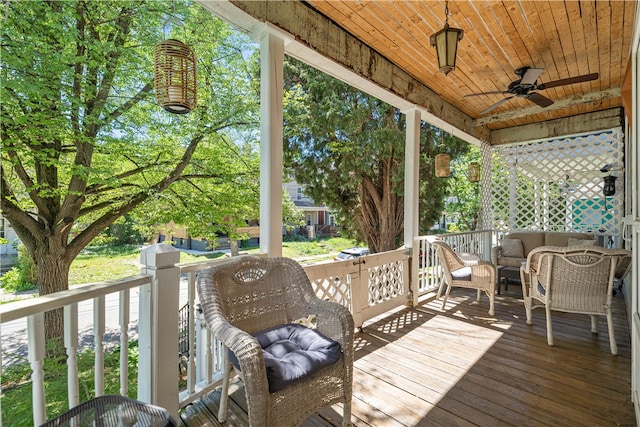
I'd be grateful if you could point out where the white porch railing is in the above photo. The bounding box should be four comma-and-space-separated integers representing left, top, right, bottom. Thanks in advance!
0, 245, 411, 425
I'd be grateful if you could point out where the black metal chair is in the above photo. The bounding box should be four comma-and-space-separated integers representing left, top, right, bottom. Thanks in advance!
40, 395, 176, 427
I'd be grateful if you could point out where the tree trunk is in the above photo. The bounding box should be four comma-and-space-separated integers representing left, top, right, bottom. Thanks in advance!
35, 246, 72, 344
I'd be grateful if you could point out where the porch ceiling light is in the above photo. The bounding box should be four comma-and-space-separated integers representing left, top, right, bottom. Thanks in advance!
430, 0, 463, 75
467, 162, 480, 182
154, 38, 197, 114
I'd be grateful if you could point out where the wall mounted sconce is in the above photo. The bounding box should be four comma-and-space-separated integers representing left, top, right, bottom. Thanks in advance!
603, 175, 617, 196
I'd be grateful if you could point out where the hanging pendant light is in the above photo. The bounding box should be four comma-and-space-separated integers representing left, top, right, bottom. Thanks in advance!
467, 162, 480, 182
430, 0, 464, 75
435, 153, 451, 177
154, 18, 197, 114
435, 131, 451, 178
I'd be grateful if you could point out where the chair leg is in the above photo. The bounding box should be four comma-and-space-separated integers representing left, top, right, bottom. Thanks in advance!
476, 289, 481, 302
590, 315, 598, 333
218, 353, 233, 422
606, 312, 617, 355
442, 284, 452, 310
436, 278, 445, 300
545, 306, 554, 346
523, 297, 533, 325
487, 290, 495, 316
342, 397, 352, 427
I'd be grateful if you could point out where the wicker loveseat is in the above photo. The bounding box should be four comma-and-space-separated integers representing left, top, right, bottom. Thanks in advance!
520, 246, 631, 354
492, 231, 595, 268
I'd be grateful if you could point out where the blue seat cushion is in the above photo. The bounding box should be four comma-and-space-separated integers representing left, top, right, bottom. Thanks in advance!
537, 279, 546, 296
230, 323, 342, 393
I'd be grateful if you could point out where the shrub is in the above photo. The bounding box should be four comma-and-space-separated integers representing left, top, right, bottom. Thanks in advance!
0, 244, 37, 293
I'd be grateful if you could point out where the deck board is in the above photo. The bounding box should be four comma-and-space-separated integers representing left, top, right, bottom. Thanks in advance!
179, 285, 635, 426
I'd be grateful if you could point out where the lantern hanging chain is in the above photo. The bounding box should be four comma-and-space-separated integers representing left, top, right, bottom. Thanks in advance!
162, 2, 187, 42
444, 0, 449, 25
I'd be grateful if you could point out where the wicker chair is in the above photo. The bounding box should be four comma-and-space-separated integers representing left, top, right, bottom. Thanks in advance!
522, 246, 631, 354
196, 256, 354, 427
433, 241, 496, 315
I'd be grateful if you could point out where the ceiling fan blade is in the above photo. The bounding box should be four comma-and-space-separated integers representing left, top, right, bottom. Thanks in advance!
480, 96, 514, 115
537, 73, 599, 90
464, 91, 509, 97
526, 92, 554, 108
520, 68, 544, 85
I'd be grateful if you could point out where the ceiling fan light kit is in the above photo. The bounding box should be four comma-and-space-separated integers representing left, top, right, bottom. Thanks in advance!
465, 67, 599, 115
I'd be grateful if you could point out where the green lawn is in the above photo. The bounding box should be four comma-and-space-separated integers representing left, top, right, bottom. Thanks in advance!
69, 237, 358, 284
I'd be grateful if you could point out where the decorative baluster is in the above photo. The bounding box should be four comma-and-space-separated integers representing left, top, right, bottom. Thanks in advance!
195, 309, 207, 383
187, 272, 196, 393
27, 313, 46, 425
94, 295, 105, 396
206, 327, 213, 383
119, 289, 130, 396
64, 303, 79, 408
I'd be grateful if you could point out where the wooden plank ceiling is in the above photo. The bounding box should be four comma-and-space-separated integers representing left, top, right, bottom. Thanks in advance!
304, 0, 635, 131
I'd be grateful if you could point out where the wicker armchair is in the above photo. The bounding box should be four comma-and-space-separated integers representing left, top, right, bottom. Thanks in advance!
433, 241, 496, 315
196, 256, 354, 427
522, 246, 631, 354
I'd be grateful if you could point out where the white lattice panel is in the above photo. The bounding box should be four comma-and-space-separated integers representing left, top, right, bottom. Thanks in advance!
490, 128, 625, 237
368, 260, 404, 305
311, 276, 351, 309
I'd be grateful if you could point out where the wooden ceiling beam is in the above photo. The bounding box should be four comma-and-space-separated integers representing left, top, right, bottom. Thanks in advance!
204, 0, 491, 143
490, 108, 622, 145
475, 89, 622, 126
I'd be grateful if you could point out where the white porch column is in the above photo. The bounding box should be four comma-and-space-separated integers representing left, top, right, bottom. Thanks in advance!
256, 25, 286, 256
138, 244, 181, 418
403, 107, 421, 307
629, 6, 640, 416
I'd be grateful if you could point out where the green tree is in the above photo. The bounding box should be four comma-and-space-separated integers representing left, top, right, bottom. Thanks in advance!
1, 1, 259, 338
282, 59, 468, 252
444, 145, 482, 231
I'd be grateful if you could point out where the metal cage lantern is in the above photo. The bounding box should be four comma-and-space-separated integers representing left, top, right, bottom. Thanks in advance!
430, 0, 464, 75
435, 153, 451, 177
467, 162, 480, 182
154, 39, 197, 114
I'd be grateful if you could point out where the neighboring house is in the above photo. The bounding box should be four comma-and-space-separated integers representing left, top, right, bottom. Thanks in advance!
283, 181, 338, 237
283, 181, 335, 228
0, 214, 19, 256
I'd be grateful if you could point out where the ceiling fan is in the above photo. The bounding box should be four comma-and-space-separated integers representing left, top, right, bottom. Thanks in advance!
465, 67, 599, 115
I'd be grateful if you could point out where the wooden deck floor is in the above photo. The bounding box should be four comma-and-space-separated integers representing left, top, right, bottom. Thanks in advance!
179, 283, 635, 426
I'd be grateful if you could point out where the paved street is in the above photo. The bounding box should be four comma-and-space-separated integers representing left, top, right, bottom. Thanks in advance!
1, 280, 191, 367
